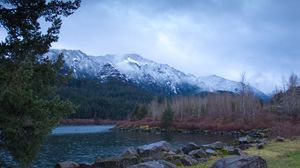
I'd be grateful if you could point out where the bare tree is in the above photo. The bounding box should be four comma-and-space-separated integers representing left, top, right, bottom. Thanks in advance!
281, 73, 300, 116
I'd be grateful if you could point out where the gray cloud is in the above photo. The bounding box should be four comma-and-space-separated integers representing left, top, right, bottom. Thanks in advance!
1, 0, 299, 93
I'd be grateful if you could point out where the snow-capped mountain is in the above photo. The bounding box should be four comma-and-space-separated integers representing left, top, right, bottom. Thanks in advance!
44, 49, 268, 99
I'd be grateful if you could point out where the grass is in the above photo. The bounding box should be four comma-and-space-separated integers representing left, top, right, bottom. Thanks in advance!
182, 138, 300, 168
245, 138, 300, 168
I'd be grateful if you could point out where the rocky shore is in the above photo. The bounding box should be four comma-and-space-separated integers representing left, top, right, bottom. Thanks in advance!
112, 125, 269, 139
55, 134, 285, 168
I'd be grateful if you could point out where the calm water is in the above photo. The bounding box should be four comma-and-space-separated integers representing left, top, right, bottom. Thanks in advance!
3, 125, 235, 167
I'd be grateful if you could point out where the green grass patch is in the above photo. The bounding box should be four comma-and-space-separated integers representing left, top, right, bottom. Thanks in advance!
245, 139, 300, 168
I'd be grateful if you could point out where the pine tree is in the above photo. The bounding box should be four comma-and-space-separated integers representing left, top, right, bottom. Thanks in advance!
0, 1, 80, 167
161, 103, 174, 129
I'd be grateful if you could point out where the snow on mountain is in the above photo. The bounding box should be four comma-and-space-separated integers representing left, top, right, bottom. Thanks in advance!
45, 49, 268, 99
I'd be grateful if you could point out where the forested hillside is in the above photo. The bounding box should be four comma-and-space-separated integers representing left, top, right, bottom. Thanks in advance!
58, 78, 154, 119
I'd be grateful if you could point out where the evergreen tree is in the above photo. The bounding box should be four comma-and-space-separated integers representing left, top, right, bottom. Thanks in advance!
131, 104, 148, 120
161, 103, 174, 129
0, 0, 80, 167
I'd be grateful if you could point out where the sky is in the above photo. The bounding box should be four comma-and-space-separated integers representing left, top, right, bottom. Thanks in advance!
1, 0, 300, 93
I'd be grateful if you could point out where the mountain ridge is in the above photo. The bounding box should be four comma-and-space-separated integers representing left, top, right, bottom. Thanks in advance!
44, 49, 269, 100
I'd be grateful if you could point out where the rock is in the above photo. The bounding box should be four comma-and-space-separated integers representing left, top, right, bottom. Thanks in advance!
275, 136, 285, 142
223, 146, 244, 155
180, 155, 198, 166
256, 140, 267, 150
256, 143, 264, 149
175, 148, 184, 154
121, 147, 139, 158
150, 151, 176, 160
55, 161, 80, 168
205, 149, 217, 156
164, 154, 184, 166
94, 156, 138, 168
203, 141, 227, 150
181, 142, 200, 154
78, 164, 93, 168
248, 129, 268, 138
94, 156, 121, 168
128, 160, 179, 168
137, 141, 174, 157
211, 155, 267, 168
120, 156, 140, 167
238, 136, 252, 144
165, 154, 198, 166
237, 144, 253, 150
188, 149, 207, 158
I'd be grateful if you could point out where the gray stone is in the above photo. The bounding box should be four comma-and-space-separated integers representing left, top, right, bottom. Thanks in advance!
55, 161, 80, 168
164, 153, 198, 166
180, 154, 198, 166
120, 156, 140, 167
150, 151, 176, 160
94, 156, 139, 168
181, 142, 200, 154
237, 144, 253, 150
137, 141, 174, 157
205, 149, 217, 155
275, 136, 285, 142
78, 164, 93, 168
94, 156, 121, 168
128, 160, 179, 168
256, 143, 264, 149
121, 147, 139, 158
188, 149, 207, 158
223, 146, 244, 155
203, 141, 227, 150
238, 136, 252, 144
211, 155, 267, 168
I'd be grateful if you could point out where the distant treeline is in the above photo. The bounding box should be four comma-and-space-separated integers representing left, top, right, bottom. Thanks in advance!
58, 78, 154, 119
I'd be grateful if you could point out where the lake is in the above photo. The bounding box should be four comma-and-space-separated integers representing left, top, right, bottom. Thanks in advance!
7, 125, 235, 167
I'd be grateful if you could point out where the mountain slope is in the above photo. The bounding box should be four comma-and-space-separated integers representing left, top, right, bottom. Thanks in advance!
45, 49, 268, 99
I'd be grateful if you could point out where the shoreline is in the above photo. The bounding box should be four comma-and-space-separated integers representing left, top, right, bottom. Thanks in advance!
59, 118, 118, 125
59, 118, 269, 138
60, 118, 300, 138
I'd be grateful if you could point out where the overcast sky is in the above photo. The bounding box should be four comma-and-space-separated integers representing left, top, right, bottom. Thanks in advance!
1, 0, 300, 93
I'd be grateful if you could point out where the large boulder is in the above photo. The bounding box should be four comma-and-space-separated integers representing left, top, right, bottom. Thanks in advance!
55, 161, 80, 168
128, 160, 179, 168
181, 142, 200, 154
222, 146, 244, 155
203, 141, 227, 150
137, 141, 174, 157
211, 155, 267, 168
188, 149, 207, 158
